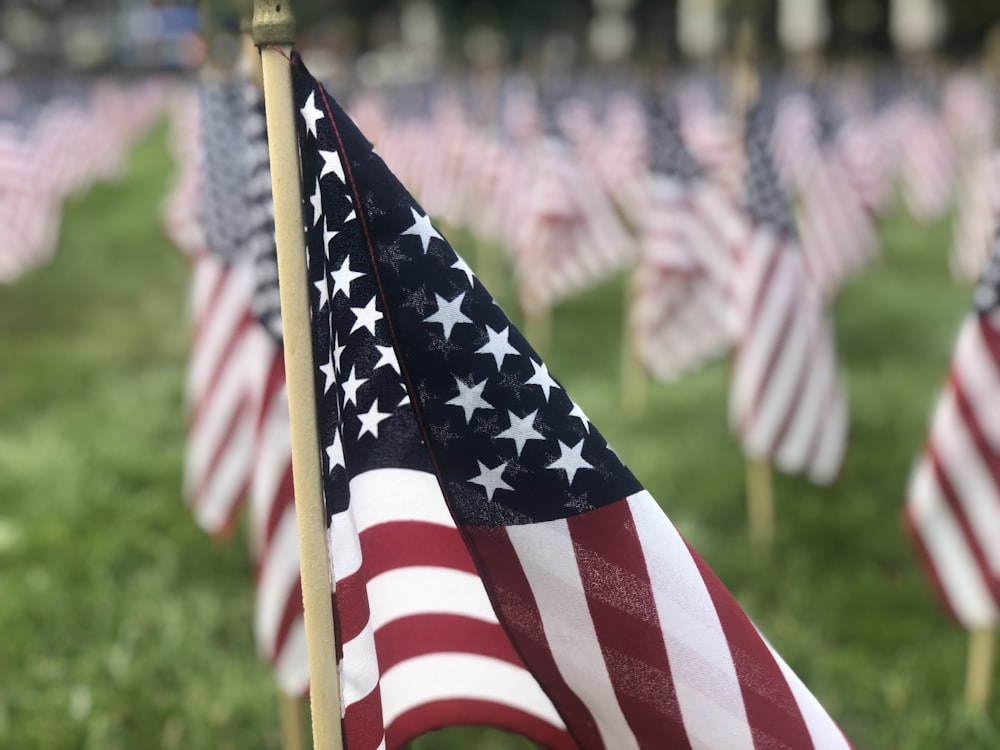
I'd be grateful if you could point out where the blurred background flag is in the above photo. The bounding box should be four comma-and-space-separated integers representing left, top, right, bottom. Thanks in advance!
730, 101, 848, 487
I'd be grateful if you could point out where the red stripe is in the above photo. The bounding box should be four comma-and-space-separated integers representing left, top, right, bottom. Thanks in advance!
568, 500, 691, 750
189, 311, 256, 426
976, 315, 1000, 368
374, 614, 525, 673
359, 521, 479, 579
388, 699, 577, 750
342, 683, 386, 750
463, 524, 604, 750
335, 567, 372, 645
191, 391, 252, 509
688, 546, 816, 750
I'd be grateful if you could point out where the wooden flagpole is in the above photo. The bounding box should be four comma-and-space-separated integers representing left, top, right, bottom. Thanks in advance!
965, 627, 996, 713
237, 30, 306, 750
252, 2, 343, 749
729, 18, 774, 551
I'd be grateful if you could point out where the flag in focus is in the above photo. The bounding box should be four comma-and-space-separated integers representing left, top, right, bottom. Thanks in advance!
292, 54, 851, 750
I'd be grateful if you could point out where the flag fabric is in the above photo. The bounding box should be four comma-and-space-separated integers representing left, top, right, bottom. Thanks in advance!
170, 69, 309, 694
796, 109, 878, 301
905, 234, 1000, 629
729, 104, 848, 485
241, 75, 309, 697
292, 54, 850, 750
899, 100, 956, 224
950, 151, 1000, 285
631, 97, 744, 382
181, 76, 260, 536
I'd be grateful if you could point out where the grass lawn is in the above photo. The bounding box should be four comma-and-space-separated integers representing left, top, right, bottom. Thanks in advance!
2, 119, 998, 749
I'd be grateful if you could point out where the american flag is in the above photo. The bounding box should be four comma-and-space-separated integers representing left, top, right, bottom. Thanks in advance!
181, 76, 259, 536
899, 99, 956, 224
796, 103, 878, 300
950, 151, 1000, 285
241, 75, 308, 697
906, 232, 1000, 629
729, 105, 848, 485
293, 55, 850, 749
173, 70, 308, 694
632, 97, 744, 382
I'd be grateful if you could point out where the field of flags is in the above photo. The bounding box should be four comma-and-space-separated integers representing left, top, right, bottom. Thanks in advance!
4, 42, 1000, 749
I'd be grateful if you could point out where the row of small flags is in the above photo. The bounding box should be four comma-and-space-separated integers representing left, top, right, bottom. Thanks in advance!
0, 78, 169, 284
3, 54, 993, 745
158, 58, 1000, 744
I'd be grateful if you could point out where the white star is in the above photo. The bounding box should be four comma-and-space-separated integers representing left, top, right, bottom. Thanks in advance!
300, 91, 324, 138
547, 439, 592, 485
525, 359, 559, 401
357, 401, 391, 439
309, 179, 323, 227
323, 223, 338, 254
451, 255, 476, 286
350, 297, 383, 336
319, 149, 345, 182
446, 377, 493, 423
330, 256, 364, 299
332, 332, 346, 374
475, 326, 519, 371
424, 292, 473, 340
374, 345, 400, 373
314, 278, 329, 310
325, 430, 345, 471
340, 366, 367, 407
401, 207, 443, 253
468, 460, 513, 502
497, 410, 545, 457
568, 401, 592, 433
318, 354, 336, 394
344, 206, 356, 223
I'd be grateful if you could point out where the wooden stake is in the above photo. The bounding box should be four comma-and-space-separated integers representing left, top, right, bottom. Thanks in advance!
252, 2, 343, 748
965, 627, 995, 714
746, 458, 775, 549
279, 693, 305, 750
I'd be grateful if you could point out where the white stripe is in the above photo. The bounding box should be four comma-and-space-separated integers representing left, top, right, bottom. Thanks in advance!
187, 260, 254, 401
184, 333, 256, 496
349, 468, 455, 532
744, 285, 811, 459
366, 566, 499, 631
774, 312, 829, 474
274, 617, 309, 697
907, 459, 999, 628
507, 518, 641, 750
340, 619, 381, 708
733, 243, 796, 436
807, 380, 848, 485
379, 652, 566, 729
628, 492, 756, 750
954, 318, 1000, 445
931, 389, 1000, 575
329, 505, 364, 584
191, 405, 256, 532
251, 384, 290, 550
255, 508, 301, 658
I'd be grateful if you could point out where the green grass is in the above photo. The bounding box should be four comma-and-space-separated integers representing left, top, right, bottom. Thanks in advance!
2, 122, 997, 748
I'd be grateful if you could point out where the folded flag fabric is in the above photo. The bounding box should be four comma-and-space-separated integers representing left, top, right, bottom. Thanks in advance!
291, 54, 851, 750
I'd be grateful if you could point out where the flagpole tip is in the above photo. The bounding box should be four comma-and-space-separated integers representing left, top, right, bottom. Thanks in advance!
252, 0, 296, 46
